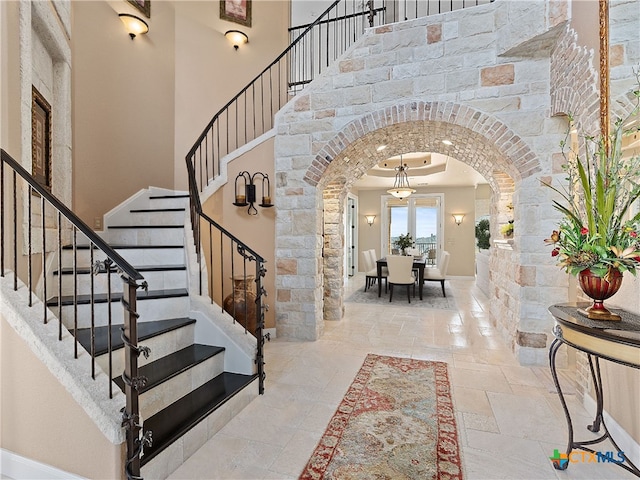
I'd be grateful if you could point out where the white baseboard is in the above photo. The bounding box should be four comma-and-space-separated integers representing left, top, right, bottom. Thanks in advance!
582, 396, 640, 466
0, 449, 87, 480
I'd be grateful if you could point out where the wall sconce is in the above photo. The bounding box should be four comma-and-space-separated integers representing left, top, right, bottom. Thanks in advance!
233, 171, 273, 215
119, 13, 149, 40
452, 214, 465, 226
225, 30, 249, 50
365, 215, 376, 226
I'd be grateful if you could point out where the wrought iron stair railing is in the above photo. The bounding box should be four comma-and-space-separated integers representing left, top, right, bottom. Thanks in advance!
0, 148, 148, 480
186, 0, 494, 197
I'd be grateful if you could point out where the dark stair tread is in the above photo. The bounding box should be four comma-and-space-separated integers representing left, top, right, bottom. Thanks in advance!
113, 344, 225, 393
63, 244, 184, 250
129, 208, 186, 213
47, 288, 188, 307
141, 372, 257, 465
149, 194, 190, 199
73, 318, 196, 356
108, 224, 184, 229
54, 264, 186, 275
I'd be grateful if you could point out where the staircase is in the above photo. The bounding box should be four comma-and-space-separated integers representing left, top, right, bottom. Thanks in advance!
45, 187, 258, 478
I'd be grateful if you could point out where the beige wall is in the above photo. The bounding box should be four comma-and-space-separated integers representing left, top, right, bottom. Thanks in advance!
570, 0, 600, 57
0, 316, 123, 479
173, 1, 289, 191
0, 1, 20, 157
73, 1, 289, 225
355, 186, 476, 277
202, 137, 276, 330
73, 0, 176, 226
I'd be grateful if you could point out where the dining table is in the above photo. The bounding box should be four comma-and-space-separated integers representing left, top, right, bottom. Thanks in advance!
376, 256, 427, 300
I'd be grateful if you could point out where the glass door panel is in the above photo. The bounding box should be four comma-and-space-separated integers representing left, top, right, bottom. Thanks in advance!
383, 195, 442, 262
386, 198, 409, 255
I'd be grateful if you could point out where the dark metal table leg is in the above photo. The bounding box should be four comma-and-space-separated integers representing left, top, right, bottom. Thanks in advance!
587, 354, 603, 433
549, 336, 573, 470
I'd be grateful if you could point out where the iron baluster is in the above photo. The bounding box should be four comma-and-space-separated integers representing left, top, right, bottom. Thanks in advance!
73, 228, 78, 358
90, 243, 95, 380
42, 196, 46, 321
28, 186, 32, 306
121, 276, 147, 480
57, 212, 62, 340
13, 170, 17, 291
106, 258, 113, 399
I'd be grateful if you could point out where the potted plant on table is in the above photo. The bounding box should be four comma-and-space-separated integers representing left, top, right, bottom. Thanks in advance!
500, 221, 514, 238
544, 83, 640, 321
394, 233, 414, 255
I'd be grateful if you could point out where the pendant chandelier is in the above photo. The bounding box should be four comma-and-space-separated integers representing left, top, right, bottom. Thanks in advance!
387, 155, 416, 199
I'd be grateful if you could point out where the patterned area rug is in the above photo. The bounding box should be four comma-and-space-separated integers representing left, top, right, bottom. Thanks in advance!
345, 282, 457, 310
300, 354, 463, 480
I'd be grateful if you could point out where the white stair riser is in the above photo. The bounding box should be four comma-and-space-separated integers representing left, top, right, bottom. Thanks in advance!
139, 353, 225, 420
106, 228, 185, 246
96, 323, 196, 374
61, 247, 186, 268
56, 269, 187, 296
140, 377, 258, 480
57, 296, 190, 329
116, 211, 186, 226
148, 198, 189, 210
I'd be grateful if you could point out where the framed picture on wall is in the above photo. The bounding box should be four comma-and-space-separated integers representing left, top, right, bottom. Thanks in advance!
220, 0, 251, 27
127, 0, 150, 18
31, 86, 52, 192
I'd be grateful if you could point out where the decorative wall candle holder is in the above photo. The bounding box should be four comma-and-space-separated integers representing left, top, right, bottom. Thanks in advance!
233, 171, 273, 215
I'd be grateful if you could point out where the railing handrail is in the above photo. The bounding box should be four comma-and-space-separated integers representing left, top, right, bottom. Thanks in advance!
187, 0, 343, 158
1, 149, 143, 282
2, 147, 146, 479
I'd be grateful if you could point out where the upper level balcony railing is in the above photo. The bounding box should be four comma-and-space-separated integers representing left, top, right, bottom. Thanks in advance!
186, 0, 495, 198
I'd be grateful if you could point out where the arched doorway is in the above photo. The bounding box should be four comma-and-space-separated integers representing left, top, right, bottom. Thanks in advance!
274, 99, 568, 365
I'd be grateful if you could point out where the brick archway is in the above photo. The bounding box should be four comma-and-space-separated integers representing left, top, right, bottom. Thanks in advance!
308, 100, 541, 337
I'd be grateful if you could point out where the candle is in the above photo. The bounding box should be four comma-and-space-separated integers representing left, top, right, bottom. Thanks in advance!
236, 194, 246, 204
263, 196, 271, 205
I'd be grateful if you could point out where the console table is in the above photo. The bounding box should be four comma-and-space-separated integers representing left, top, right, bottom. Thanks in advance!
548, 303, 640, 477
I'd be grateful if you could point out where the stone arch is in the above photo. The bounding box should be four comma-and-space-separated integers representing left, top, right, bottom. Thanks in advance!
305, 101, 541, 188
306, 101, 541, 346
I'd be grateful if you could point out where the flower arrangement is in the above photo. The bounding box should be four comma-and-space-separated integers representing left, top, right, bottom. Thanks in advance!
500, 221, 514, 237
394, 233, 414, 252
544, 82, 640, 280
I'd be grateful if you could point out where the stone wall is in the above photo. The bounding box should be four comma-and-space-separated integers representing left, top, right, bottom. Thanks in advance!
274, 1, 577, 363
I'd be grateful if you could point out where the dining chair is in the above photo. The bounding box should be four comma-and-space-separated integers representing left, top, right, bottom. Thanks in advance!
362, 250, 374, 291
365, 249, 387, 293
423, 250, 450, 296
386, 255, 415, 303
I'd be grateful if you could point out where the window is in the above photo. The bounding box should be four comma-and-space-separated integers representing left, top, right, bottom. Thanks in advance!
383, 194, 442, 263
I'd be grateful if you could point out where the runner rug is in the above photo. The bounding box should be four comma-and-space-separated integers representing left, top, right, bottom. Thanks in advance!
300, 354, 463, 480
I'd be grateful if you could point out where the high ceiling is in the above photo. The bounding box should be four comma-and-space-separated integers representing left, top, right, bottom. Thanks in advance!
352, 151, 489, 190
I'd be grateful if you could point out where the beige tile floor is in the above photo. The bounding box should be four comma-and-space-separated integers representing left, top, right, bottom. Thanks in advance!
168, 276, 638, 480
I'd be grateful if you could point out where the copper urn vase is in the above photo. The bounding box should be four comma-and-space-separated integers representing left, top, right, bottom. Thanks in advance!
223, 275, 258, 336
577, 268, 622, 321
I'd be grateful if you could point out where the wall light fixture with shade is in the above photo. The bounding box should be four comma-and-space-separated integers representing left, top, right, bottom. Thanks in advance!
386, 155, 416, 199
225, 30, 249, 50
452, 213, 465, 226
233, 171, 273, 215
365, 215, 376, 226
119, 13, 149, 39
